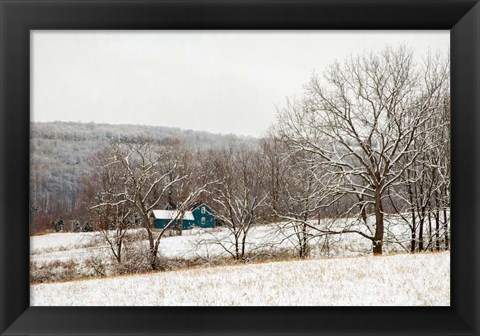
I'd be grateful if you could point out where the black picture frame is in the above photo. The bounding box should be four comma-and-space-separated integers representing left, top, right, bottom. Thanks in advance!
1, 0, 479, 335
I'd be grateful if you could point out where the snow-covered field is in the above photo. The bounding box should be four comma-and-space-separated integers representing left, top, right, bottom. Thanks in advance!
30, 215, 413, 268
31, 251, 450, 306
30, 215, 450, 306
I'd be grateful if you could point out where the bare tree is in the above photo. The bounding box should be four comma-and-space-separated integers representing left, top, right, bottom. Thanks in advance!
206, 145, 268, 260
390, 76, 450, 253
269, 149, 323, 258
82, 148, 137, 263
90, 140, 211, 270
276, 46, 450, 255
99, 204, 133, 263
259, 136, 290, 220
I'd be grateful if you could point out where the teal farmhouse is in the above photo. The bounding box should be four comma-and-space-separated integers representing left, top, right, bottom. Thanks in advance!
152, 203, 215, 230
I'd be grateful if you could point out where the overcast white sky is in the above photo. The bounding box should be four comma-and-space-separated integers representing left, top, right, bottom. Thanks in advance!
31, 31, 449, 137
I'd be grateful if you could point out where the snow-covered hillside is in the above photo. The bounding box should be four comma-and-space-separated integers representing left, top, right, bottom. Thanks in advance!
31, 252, 450, 306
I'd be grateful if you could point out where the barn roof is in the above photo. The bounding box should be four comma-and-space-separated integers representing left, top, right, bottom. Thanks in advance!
152, 210, 195, 221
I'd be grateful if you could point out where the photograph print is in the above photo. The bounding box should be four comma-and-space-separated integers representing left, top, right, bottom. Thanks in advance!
30, 31, 450, 306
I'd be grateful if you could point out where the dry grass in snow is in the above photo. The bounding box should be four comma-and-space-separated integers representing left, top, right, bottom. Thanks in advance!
29, 215, 415, 270
31, 251, 449, 306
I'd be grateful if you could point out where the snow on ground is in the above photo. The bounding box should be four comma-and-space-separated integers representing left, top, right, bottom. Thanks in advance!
30, 228, 212, 266
31, 231, 108, 265
30, 214, 414, 266
31, 231, 99, 252
31, 251, 450, 306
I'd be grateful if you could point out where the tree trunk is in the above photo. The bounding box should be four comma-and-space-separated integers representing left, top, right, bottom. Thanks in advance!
234, 234, 240, 260
427, 211, 433, 251
301, 224, 309, 259
178, 219, 183, 236
410, 225, 416, 253
407, 173, 417, 253
116, 240, 122, 263
241, 231, 247, 260
443, 207, 449, 250
434, 195, 441, 251
418, 217, 425, 251
150, 246, 159, 270
141, 212, 158, 270
373, 188, 384, 256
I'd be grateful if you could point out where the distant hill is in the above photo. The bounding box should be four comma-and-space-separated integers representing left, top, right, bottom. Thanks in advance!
30, 121, 258, 218
31, 121, 257, 150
